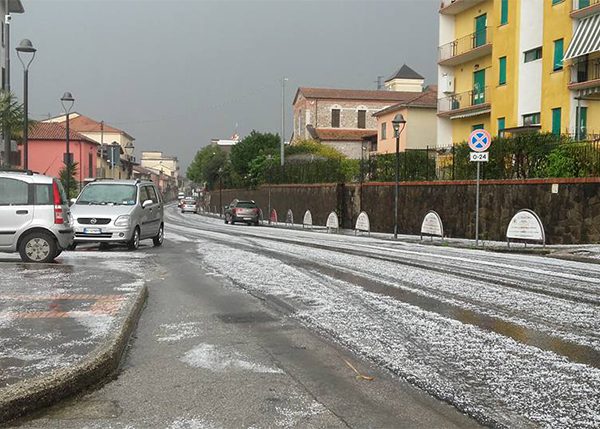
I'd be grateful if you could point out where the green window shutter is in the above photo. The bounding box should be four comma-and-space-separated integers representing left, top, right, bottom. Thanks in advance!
498, 117, 505, 134
501, 0, 508, 25
577, 107, 587, 140
552, 108, 562, 135
472, 124, 484, 131
579, 0, 590, 8
553, 39, 564, 71
552, 0, 563, 4
499, 57, 507, 85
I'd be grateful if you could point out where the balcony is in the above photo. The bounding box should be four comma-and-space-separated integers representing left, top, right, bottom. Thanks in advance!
439, 0, 487, 15
438, 87, 491, 118
438, 28, 492, 66
569, 58, 600, 91
571, 0, 600, 19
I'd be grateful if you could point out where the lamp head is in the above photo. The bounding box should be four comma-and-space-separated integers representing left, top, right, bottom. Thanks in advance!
60, 92, 75, 114
16, 39, 36, 53
392, 113, 406, 132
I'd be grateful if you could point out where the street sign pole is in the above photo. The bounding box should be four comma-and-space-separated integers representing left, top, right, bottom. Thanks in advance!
468, 129, 492, 247
475, 161, 480, 246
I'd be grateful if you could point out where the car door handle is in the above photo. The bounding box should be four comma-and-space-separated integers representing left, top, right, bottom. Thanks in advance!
16, 210, 29, 215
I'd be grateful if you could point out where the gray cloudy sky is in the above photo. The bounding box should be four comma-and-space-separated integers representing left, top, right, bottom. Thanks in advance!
12, 0, 439, 170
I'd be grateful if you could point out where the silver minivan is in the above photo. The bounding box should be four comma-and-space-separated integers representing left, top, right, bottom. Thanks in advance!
0, 170, 74, 262
70, 179, 164, 249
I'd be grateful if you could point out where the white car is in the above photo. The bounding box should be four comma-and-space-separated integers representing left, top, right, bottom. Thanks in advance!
0, 170, 73, 262
70, 179, 164, 249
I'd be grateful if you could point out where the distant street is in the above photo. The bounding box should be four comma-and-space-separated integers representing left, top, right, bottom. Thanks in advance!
7, 204, 600, 428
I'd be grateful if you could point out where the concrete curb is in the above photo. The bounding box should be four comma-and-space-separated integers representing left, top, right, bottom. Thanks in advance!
0, 285, 148, 424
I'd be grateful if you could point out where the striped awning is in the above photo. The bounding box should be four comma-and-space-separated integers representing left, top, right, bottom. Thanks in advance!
565, 14, 600, 60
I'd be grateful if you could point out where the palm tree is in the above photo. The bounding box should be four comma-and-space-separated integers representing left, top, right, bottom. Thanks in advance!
0, 90, 37, 166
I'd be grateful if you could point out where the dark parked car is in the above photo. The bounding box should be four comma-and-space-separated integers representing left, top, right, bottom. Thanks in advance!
224, 199, 260, 226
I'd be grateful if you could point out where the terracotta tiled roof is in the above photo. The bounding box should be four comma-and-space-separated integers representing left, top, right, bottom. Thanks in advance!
45, 113, 134, 140
28, 122, 99, 144
372, 90, 437, 117
313, 128, 378, 142
294, 87, 428, 104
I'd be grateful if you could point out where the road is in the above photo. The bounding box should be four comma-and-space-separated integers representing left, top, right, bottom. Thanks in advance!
9, 204, 600, 428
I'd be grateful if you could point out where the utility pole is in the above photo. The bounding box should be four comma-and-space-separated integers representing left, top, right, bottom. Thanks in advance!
2, 1, 11, 167
280, 77, 288, 167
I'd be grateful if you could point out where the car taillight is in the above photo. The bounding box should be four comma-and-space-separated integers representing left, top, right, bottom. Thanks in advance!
253, 208, 259, 213
52, 181, 65, 224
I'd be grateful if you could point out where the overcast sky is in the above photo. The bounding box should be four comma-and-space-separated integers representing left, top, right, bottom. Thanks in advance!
12, 0, 439, 170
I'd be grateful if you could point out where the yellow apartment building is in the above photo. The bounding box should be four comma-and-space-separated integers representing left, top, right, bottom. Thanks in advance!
437, 0, 599, 147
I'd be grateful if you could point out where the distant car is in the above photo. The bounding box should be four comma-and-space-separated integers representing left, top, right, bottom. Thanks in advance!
0, 170, 73, 262
224, 199, 260, 226
70, 179, 164, 250
181, 197, 198, 214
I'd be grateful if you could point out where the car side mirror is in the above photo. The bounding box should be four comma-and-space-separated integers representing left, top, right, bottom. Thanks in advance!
70, 198, 77, 205
224, 205, 229, 210
142, 199, 153, 208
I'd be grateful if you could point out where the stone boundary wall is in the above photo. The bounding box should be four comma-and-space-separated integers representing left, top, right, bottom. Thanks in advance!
210, 178, 600, 244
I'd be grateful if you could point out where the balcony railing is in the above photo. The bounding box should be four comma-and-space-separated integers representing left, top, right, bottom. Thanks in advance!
570, 58, 600, 86
571, 0, 600, 17
573, 0, 599, 10
439, 28, 491, 64
438, 87, 490, 115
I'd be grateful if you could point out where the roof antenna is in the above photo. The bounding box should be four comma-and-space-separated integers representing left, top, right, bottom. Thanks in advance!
374, 76, 385, 90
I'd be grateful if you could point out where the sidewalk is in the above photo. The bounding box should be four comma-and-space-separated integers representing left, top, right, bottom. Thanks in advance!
200, 210, 600, 261
0, 249, 151, 424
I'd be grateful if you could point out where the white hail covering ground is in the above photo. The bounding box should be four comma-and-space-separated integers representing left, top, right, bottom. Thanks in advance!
165, 210, 600, 429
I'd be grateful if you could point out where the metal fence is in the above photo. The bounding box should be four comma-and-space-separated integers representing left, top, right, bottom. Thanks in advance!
254, 135, 600, 186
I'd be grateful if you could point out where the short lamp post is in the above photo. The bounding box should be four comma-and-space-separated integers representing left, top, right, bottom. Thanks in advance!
124, 141, 135, 179
15, 39, 36, 170
392, 113, 407, 240
60, 92, 75, 197
218, 167, 223, 217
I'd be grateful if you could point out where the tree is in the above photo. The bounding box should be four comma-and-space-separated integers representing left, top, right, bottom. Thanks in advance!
59, 162, 79, 199
0, 91, 32, 140
186, 146, 234, 190
0, 91, 37, 166
230, 131, 279, 178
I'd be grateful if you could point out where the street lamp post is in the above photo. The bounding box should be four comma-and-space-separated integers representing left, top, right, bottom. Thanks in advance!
266, 154, 273, 224
392, 114, 407, 240
218, 167, 223, 217
281, 77, 288, 167
60, 92, 75, 198
15, 39, 36, 170
124, 141, 135, 179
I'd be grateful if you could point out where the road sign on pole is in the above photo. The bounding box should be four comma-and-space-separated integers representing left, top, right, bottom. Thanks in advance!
468, 129, 492, 247
468, 129, 492, 152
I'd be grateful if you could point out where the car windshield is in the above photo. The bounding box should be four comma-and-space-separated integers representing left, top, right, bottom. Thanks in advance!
236, 202, 257, 208
77, 184, 138, 205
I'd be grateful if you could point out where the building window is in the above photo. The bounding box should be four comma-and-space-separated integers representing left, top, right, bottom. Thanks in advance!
523, 112, 541, 126
381, 122, 387, 140
499, 57, 507, 85
474, 14, 487, 48
553, 39, 564, 71
552, 108, 562, 135
552, 0, 564, 5
524, 47, 542, 63
500, 0, 508, 25
472, 124, 484, 131
498, 117, 506, 135
357, 110, 366, 129
88, 153, 93, 178
331, 109, 340, 128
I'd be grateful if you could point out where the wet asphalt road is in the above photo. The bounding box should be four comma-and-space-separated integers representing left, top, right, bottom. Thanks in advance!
7, 208, 482, 428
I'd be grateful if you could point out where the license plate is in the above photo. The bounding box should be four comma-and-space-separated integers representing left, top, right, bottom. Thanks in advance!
83, 227, 102, 234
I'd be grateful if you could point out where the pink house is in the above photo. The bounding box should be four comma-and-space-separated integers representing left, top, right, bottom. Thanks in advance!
19, 122, 100, 186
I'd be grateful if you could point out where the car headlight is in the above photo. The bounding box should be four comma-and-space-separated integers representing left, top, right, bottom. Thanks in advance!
114, 215, 131, 227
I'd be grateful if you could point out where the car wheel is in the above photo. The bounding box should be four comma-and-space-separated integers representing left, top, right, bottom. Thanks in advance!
18, 231, 57, 263
153, 224, 164, 247
128, 227, 140, 250
254, 221, 260, 226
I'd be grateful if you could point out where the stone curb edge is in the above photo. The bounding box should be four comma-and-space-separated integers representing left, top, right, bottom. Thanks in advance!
0, 285, 149, 424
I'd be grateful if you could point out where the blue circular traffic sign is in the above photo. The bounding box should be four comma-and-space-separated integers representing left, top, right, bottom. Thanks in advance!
468, 129, 492, 152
